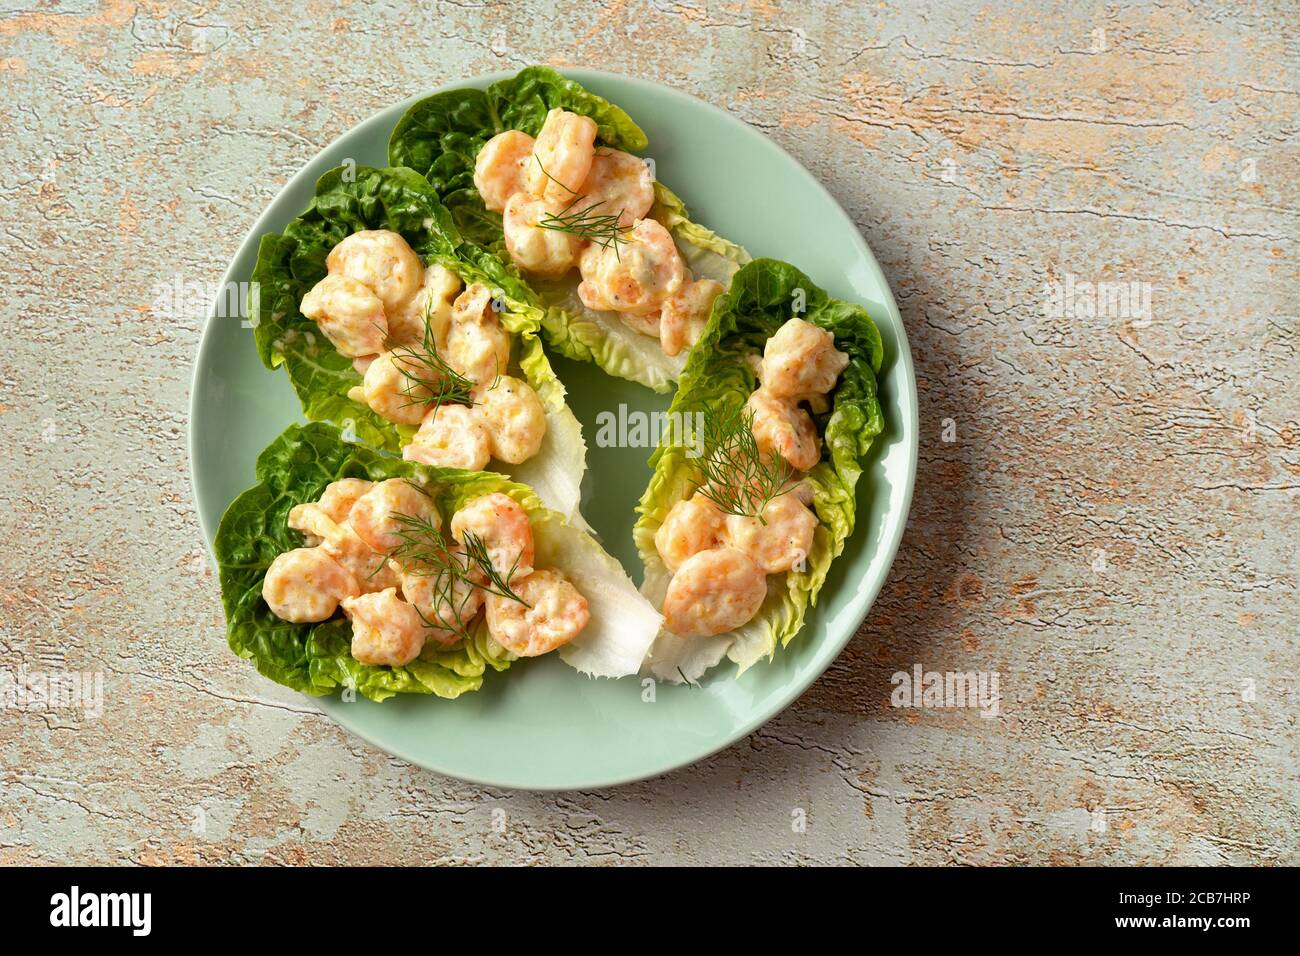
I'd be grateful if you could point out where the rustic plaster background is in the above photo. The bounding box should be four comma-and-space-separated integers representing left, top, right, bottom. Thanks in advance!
1, 0, 1296, 865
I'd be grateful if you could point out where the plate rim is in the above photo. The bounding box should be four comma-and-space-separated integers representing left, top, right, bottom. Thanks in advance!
188, 67, 919, 790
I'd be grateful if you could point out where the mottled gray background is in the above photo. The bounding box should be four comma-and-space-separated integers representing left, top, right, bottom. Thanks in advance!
1, 0, 1296, 865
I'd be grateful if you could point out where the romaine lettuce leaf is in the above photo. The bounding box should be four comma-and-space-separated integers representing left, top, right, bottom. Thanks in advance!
388, 66, 750, 392
249, 164, 587, 524
216, 422, 662, 701
633, 259, 884, 682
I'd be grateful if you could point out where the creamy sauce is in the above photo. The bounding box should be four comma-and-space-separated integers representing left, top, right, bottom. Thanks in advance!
473, 109, 717, 358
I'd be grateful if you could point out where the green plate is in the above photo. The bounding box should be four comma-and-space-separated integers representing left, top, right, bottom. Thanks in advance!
190, 70, 917, 790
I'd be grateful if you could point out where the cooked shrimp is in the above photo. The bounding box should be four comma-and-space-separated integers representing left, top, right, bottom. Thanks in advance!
502, 193, 582, 276
484, 569, 590, 657
449, 492, 534, 579
576, 218, 686, 316
353, 355, 376, 376
746, 388, 821, 472
342, 588, 427, 666
387, 262, 462, 347
292, 504, 400, 593
403, 404, 492, 470
662, 548, 767, 637
579, 149, 655, 227
617, 309, 661, 337
654, 492, 726, 573
317, 478, 374, 524
760, 317, 849, 401
525, 108, 597, 205
348, 478, 439, 555
263, 547, 360, 623
299, 274, 388, 357
361, 351, 433, 426
472, 375, 546, 464
331, 525, 402, 593
400, 553, 485, 649
327, 229, 424, 314
289, 489, 362, 546
660, 278, 724, 357
288, 501, 333, 546
474, 129, 537, 212
723, 493, 817, 574
445, 283, 510, 385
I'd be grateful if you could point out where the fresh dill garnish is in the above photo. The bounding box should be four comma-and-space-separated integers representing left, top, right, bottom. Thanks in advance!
531, 156, 631, 258
387, 511, 530, 636
692, 402, 792, 522
386, 301, 477, 412
532, 153, 578, 196
536, 196, 631, 257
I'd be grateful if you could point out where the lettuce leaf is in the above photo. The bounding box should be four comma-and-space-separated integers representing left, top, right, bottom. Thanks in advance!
216, 422, 662, 701
388, 66, 750, 392
249, 164, 587, 524
633, 259, 884, 682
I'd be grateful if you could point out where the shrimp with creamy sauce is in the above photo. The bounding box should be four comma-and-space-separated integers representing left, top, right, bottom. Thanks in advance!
317, 478, 373, 524
760, 317, 849, 401
299, 274, 388, 357
661, 548, 767, 638
342, 588, 428, 667
723, 493, 817, 574
388, 263, 462, 347
289, 503, 400, 593
469, 112, 712, 358
746, 388, 821, 472
261, 457, 592, 670
262, 548, 359, 623
473, 375, 547, 464
445, 283, 510, 386
576, 218, 686, 317
359, 351, 433, 426
474, 129, 536, 213
326, 229, 424, 314
503, 193, 582, 276
347, 478, 439, 556
485, 569, 590, 656
654, 492, 725, 573
660, 278, 724, 357
400, 550, 486, 649
403, 404, 492, 471
449, 492, 535, 579
579, 149, 655, 227
525, 108, 597, 204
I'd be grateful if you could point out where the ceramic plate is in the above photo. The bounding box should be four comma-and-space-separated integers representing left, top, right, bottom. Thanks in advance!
190, 69, 917, 790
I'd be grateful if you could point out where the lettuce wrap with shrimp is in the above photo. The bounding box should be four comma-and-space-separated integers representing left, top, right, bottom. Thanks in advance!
633, 259, 885, 682
217, 422, 663, 701
388, 65, 750, 392
249, 164, 588, 526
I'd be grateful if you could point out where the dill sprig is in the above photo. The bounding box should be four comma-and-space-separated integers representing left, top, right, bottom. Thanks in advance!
533, 153, 578, 196
537, 196, 631, 258
387, 511, 530, 635
386, 302, 476, 412
692, 403, 792, 522
532, 156, 631, 258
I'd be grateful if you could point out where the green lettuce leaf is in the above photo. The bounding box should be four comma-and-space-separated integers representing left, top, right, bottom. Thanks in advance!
216, 422, 662, 701
633, 259, 884, 682
249, 164, 587, 524
388, 66, 750, 392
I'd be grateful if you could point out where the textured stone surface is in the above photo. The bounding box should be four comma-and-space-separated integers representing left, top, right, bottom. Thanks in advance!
1, 1, 1295, 865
